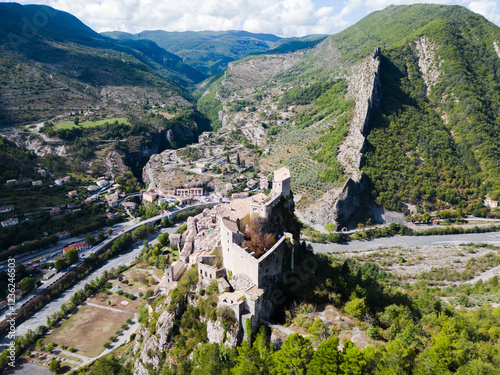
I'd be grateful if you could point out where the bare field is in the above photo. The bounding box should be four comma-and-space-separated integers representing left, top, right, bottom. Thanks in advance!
89, 291, 142, 314
331, 243, 500, 285
47, 304, 130, 358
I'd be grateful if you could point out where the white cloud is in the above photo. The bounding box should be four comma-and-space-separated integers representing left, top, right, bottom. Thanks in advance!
8, 0, 346, 37
468, 1, 500, 24
3, 0, 500, 37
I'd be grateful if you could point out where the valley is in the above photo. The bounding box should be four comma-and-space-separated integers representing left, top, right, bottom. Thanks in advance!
1, 2, 500, 375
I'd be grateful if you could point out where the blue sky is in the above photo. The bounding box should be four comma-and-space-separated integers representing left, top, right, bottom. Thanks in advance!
4, 0, 500, 37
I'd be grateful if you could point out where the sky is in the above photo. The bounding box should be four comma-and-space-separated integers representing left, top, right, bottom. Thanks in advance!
4, 0, 500, 37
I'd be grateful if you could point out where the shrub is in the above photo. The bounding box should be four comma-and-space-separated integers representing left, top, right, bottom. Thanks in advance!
344, 297, 368, 319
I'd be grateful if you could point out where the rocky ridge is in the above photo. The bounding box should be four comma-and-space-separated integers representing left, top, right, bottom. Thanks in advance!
300, 49, 381, 228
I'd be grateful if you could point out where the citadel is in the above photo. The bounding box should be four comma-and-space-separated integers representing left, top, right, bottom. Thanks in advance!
153, 167, 299, 333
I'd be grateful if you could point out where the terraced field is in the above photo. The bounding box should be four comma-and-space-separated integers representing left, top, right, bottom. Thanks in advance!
260, 115, 347, 207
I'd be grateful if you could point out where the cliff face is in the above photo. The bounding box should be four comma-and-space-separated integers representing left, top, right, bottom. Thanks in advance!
301, 49, 381, 228
129, 279, 241, 375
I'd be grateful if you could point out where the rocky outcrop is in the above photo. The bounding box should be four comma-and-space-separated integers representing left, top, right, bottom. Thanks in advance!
301, 49, 381, 228
414, 36, 441, 95
494, 41, 500, 59
207, 319, 239, 346
339, 48, 381, 181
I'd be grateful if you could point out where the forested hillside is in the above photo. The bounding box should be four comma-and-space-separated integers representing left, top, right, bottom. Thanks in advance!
361, 5, 500, 214
0, 3, 194, 125
197, 4, 500, 220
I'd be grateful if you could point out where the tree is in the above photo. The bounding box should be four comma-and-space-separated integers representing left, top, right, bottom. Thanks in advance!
422, 213, 430, 222
192, 343, 233, 374
107, 228, 113, 235
237, 153, 241, 166
49, 359, 60, 372
325, 222, 336, 233
16, 263, 26, 276
340, 340, 367, 375
308, 319, 330, 346
86, 234, 96, 246
273, 333, 313, 374
65, 247, 79, 264
376, 340, 416, 375
233, 328, 274, 375
97, 231, 106, 242
74, 117, 79, 125
241, 216, 276, 257
20, 277, 35, 293
54, 258, 68, 271
89, 356, 131, 375
308, 336, 342, 374
158, 233, 169, 247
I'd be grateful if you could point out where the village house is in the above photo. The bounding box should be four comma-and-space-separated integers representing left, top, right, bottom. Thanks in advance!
85, 195, 99, 204
122, 201, 136, 209
87, 185, 99, 191
142, 192, 157, 203
55, 176, 71, 186
37, 169, 46, 176
485, 198, 499, 208
63, 242, 89, 253
169, 233, 185, 247
1, 218, 18, 228
190, 187, 204, 196
96, 180, 109, 188
32, 180, 42, 187
178, 196, 192, 206
6, 179, 18, 185
106, 192, 120, 207
67, 190, 78, 197
0, 205, 14, 214
176, 188, 190, 197
49, 207, 62, 216
158, 188, 176, 196
56, 230, 71, 240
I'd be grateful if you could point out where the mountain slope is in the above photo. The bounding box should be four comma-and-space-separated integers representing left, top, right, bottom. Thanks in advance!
0, 2, 195, 125
197, 4, 500, 227
103, 30, 282, 77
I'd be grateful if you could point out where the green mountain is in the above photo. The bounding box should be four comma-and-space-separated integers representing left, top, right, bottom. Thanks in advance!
103, 30, 282, 77
198, 4, 500, 225
343, 5, 500, 214
0, 2, 198, 125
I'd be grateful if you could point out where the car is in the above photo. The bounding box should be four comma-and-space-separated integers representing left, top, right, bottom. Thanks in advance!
121, 230, 124, 232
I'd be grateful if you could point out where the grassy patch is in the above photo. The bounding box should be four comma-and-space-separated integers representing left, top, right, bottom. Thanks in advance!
55, 117, 129, 130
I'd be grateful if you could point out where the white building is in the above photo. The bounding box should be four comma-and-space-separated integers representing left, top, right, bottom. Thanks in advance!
1, 218, 18, 228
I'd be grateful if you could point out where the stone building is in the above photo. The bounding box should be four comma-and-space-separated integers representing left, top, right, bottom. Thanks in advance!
154, 168, 297, 337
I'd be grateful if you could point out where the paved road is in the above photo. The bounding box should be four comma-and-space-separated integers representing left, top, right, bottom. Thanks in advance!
0, 223, 181, 351
311, 231, 500, 253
